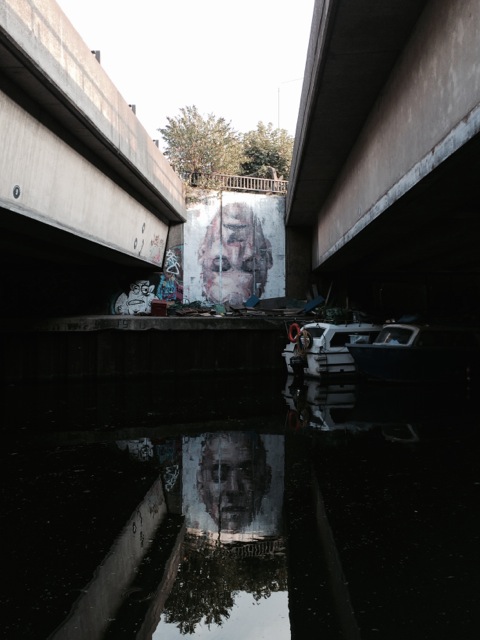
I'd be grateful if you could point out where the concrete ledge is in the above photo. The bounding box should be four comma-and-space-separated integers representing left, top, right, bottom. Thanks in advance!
1, 315, 289, 382
0, 315, 289, 332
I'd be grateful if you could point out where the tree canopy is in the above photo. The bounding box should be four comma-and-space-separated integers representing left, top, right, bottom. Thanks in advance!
162, 536, 287, 635
158, 106, 294, 182
241, 121, 294, 180
158, 105, 244, 177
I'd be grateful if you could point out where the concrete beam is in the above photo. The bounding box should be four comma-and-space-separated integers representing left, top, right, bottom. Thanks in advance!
1, 92, 173, 267
312, 0, 480, 271
0, 0, 186, 267
287, 0, 428, 227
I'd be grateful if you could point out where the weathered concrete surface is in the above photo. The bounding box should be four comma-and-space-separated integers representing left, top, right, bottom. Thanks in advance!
287, 0, 480, 274
314, 0, 480, 270
0, 314, 289, 332
49, 476, 170, 640
108, 516, 186, 640
0, 315, 289, 381
0, 0, 186, 268
0, 93, 172, 266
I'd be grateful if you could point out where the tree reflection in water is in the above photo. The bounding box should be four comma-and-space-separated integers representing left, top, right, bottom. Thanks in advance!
161, 430, 286, 635
117, 430, 286, 635
162, 535, 287, 635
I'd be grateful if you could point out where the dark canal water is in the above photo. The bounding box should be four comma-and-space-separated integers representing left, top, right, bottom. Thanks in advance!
2, 372, 480, 639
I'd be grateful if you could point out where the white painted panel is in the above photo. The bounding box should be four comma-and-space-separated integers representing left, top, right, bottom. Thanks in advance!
184, 191, 285, 305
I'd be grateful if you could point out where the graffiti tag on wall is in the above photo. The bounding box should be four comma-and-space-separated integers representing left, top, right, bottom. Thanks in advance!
157, 245, 183, 301
112, 244, 184, 314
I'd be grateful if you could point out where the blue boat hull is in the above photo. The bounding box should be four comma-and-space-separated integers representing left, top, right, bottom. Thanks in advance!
347, 343, 480, 382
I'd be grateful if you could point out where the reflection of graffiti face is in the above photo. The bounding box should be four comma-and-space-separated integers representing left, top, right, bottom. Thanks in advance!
115, 280, 155, 314
199, 203, 273, 306
197, 432, 271, 532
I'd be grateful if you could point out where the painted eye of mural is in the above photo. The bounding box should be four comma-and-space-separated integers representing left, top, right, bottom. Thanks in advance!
210, 464, 232, 483
211, 257, 232, 272
209, 462, 254, 483
241, 257, 255, 273
224, 223, 248, 244
237, 462, 254, 481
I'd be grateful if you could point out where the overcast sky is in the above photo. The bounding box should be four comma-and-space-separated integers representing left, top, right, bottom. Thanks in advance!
55, 0, 315, 141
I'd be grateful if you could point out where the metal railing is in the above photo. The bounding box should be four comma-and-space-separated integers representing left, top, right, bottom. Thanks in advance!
183, 172, 288, 193
226, 538, 285, 558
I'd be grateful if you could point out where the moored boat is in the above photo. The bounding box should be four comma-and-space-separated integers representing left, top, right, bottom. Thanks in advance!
283, 375, 364, 432
282, 320, 382, 380
347, 322, 480, 382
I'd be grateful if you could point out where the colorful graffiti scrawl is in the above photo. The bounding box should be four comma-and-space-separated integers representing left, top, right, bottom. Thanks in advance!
157, 245, 183, 301
111, 244, 184, 314
184, 192, 285, 305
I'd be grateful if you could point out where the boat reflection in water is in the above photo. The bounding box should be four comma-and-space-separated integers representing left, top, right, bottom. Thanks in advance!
7, 372, 480, 639
284, 377, 364, 434
282, 374, 480, 639
282, 373, 478, 443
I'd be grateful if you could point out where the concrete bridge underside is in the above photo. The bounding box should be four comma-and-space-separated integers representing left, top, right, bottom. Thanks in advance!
287, 0, 480, 318
0, 0, 185, 276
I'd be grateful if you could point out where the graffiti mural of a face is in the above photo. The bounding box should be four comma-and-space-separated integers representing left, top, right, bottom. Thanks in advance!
198, 203, 273, 306
196, 432, 271, 533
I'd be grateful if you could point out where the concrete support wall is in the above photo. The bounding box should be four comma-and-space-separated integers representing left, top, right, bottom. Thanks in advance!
285, 227, 312, 299
0, 316, 287, 383
313, 0, 480, 269
50, 477, 168, 640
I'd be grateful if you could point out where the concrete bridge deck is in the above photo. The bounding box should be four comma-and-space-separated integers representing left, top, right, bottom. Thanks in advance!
286, 0, 480, 316
1, 0, 185, 271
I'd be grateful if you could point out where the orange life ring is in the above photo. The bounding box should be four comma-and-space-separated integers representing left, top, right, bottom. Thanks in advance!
288, 323, 301, 343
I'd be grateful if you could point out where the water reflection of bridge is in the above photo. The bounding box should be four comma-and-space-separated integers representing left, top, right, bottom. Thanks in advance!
226, 538, 286, 558
188, 535, 286, 558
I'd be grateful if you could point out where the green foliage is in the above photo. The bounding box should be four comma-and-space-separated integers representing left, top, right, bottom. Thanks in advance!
241, 122, 294, 179
159, 108, 294, 185
162, 537, 288, 635
158, 105, 245, 177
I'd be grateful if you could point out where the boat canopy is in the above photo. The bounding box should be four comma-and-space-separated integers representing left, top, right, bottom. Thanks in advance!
375, 326, 416, 345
